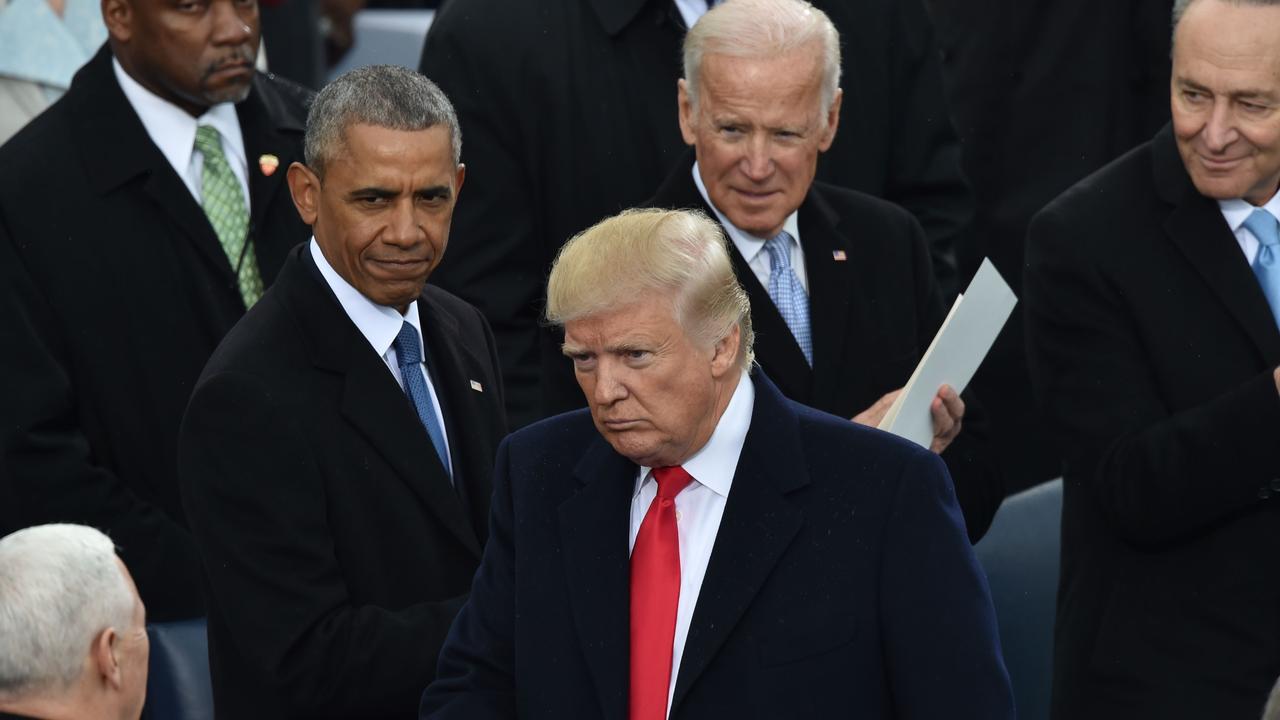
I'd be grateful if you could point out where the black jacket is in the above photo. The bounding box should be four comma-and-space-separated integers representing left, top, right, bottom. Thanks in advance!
0, 45, 313, 620
180, 245, 507, 719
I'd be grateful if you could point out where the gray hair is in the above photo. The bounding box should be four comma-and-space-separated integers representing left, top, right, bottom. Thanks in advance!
546, 208, 755, 372
1265, 675, 1280, 720
684, 0, 842, 114
304, 64, 462, 178
1172, 0, 1280, 45
0, 525, 134, 698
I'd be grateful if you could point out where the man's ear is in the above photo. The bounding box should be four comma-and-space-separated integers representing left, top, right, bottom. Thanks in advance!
677, 78, 698, 147
710, 324, 741, 378
102, 0, 132, 43
454, 162, 466, 200
818, 88, 843, 152
92, 627, 124, 690
286, 162, 320, 226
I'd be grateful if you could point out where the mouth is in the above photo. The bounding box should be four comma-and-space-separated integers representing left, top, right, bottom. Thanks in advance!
367, 257, 431, 278
732, 187, 781, 202
1196, 154, 1248, 172
601, 418, 642, 431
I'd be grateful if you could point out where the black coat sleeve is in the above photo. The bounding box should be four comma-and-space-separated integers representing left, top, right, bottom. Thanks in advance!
0, 223, 204, 619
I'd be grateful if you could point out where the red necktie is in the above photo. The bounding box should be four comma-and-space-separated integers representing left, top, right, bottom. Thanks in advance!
630, 466, 694, 720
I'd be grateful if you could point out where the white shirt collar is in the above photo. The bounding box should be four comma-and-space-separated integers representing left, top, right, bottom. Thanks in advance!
691, 160, 801, 264
111, 56, 246, 183
1218, 195, 1280, 233
635, 371, 754, 500
310, 238, 423, 358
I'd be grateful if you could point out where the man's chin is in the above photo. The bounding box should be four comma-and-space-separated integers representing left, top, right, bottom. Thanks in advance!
203, 82, 253, 107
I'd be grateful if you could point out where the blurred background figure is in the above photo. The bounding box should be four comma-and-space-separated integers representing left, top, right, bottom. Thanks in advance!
0, 0, 105, 145
926, 0, 1173, 490
0, 524, 148, 720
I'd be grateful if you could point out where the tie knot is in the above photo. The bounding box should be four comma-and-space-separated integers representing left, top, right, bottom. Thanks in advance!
764, 232, 792, 270
652, 466, 694, 500
194, 125, 224, 158
1244, 209, 1280, 247
392, 322, 422, 368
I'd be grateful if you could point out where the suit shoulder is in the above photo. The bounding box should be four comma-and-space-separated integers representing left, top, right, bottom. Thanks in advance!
811, 181, 918, 228
252, 72, 314, 125
792, 400, 933, 470
0, 94, 73, 177
506, 409, 597, 451
199, 291, 302, 382
1034, 138, 1157, 231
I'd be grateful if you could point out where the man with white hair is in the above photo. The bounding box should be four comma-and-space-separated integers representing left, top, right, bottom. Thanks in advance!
0, 524, 148, 720
647, 0, 1003, 542
420, 208, 1013, 719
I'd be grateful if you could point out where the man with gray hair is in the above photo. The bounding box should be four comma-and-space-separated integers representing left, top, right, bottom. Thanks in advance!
179, 64, 507, 719
421, 208, 1013, 719
0, 524, 148, 720
647, 0, 1003, 542
1026, 0, 1280, 716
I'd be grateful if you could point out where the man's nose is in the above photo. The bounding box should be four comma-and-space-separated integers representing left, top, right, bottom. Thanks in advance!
210, 1, 255, 45
739, 135, 773, 181
593, 361, 629, 405
383, 200, 425, 248
1201, 100, 1239, 153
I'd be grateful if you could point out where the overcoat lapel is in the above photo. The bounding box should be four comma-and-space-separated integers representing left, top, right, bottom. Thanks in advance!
285, 248, 483, 560
670, 372, 806, 712
419, 294, 499, 543
799, 190, 857, 404
1154, 127, 1280, 363
70, 49, 235, 284
237, 74, 305, 283
558, 437, 636, 720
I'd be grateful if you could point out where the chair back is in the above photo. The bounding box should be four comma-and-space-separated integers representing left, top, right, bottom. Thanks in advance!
974, 478, 1063, 720
144, 618, 213, 720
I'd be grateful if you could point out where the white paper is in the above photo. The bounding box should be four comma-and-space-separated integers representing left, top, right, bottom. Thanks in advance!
878, 258, 1017, 448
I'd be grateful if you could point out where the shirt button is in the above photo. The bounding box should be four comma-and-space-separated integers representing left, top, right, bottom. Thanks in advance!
675, 511, 683, 521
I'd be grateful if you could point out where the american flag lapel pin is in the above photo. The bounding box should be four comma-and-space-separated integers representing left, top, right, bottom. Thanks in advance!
832, 250, 847, 261
469, 380, 484, 392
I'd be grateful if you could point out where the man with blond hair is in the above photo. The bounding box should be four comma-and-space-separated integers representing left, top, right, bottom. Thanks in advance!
648, 0, 1002, 542
420, 208, 1013, 719
0, 524, 148, 720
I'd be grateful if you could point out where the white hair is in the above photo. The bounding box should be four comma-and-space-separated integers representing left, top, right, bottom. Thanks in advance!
0, 524, 134, 698
683, 0, 842, 114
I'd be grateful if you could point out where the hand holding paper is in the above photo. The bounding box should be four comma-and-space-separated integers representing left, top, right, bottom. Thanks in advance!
877, 259, 1017, 449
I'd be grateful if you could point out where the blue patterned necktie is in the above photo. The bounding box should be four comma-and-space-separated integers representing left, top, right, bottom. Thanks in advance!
764, 231, 813, 366
392, 322, 452, 480
1243, 208, 1280, 329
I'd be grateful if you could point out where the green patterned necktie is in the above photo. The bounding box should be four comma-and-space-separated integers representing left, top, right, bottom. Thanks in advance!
194, 125, 263, 308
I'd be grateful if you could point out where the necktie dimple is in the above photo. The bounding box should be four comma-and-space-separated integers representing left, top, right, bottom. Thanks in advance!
630, 465, 694, 720
1243, 208, 1280, 329
194, 125, 263, 308
764, 231, 813, 366
392, 321, 451, 479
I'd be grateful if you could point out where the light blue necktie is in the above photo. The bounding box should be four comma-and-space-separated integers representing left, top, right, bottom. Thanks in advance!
1242, 209, 1280, 329
764, 231, 813, 366
392, 322, 451, 480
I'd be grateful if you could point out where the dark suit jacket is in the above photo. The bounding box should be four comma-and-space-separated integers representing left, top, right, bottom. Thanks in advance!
420, 370, 1013, 719
647, 157, 1002, 542
1025, 124, 1280, 719
179, 245, 507, 719
419, 0, 971, 429
0, 45, 312, 621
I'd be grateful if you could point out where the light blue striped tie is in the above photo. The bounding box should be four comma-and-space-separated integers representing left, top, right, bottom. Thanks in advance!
392, 322, 451, 480
764, 231, 812, 366
1243, 209, 1280, 329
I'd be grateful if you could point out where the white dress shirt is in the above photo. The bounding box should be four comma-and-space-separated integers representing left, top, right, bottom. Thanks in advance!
112, 57, 249, 207
673, 0, 710, 28
1218, 195, 1280, 266
628, 371, 754, 716
310, 239, 453, 471
692, 161, 807, 293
